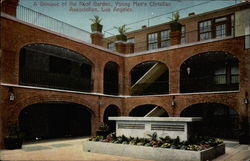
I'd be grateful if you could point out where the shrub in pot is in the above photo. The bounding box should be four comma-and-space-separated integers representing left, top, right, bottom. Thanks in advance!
96, 124, 110, 137
90, 15, 103, 33
114, 25, 130, 42
4, 123, 24, 149
169, 11, 182, 31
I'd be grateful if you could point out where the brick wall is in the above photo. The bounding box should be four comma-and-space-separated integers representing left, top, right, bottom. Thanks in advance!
0, 13, 249, 148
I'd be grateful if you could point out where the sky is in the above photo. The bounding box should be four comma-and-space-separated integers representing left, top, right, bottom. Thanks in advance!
19, 0, 241, 36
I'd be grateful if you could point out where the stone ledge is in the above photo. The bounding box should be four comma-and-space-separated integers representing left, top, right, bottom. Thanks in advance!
109, 117, 202, 122
83, 141, 225, 161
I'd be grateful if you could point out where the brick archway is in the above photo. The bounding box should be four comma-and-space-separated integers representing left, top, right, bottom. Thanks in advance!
178, 102, 241, 139
7, 94, 96, 125
174, 93, 240, 117
128, 60, 169, 76
128, 103, 171, 117
174, 42, 244, 70
101, 104, 121, 122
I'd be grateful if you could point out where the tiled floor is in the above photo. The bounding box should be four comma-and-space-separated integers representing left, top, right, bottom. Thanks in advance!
0, 138, 249, 161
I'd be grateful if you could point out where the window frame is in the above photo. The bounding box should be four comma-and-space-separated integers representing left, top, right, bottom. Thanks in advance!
147, 29, 170, 50
108, 42, 115, 51
198, 14, 234, 41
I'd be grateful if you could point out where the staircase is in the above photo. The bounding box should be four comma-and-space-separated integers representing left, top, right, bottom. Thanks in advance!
144, 106, 166, 117
131, 63, 167, 95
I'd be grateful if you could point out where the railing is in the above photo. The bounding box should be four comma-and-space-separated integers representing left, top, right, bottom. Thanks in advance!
16, 5, 91, 43
20, 70, 93, 92
104, 28, 237, 53
131, 81, 169, 96
180, 75, 239, 93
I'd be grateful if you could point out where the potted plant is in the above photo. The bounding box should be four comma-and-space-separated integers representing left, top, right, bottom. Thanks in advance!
114, 24, 130, 42
169, 11, 182, 31
4, 123, 24, 149
90, 15, 103, 33
96, 123, 110, 137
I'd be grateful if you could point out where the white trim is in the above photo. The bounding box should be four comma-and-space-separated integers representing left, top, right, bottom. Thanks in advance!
0, 83, 239, 98
1, 13, 236, 58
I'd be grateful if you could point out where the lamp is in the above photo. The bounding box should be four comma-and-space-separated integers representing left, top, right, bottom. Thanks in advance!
171, 96, 176, 107
244, 92, 249, 105
9, 92, 15, 101
171, 100, 175, 107
187, 67, 191, 75
8, 87, 15, 102
244, 97, 249, 105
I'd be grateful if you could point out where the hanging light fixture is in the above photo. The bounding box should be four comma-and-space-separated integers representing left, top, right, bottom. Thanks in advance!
187, 67, 191, 75
9, 92, 15, 101
244, 92, 249, 105
243, 98, 249, 105
8, 87, 15, 102
171, 96, 176, 107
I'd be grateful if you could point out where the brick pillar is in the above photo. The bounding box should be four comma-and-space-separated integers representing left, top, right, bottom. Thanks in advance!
126, 43, 134, 54
122, 61, 130, 95
115, 42, 134, 54
90, 32, 103, 46
93, 63, 103, 93
169, 67, 180, 94
1, 0, 19, 17
115, 42, 126, 54
170, 30, 181, 46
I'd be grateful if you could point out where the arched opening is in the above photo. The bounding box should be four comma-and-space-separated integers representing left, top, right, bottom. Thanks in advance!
103, 105, 120, 132
19, 102, 92, 141
104, 61, 119, 95
129, 104, 168, 117
130, 61, 169, 95
180, 103, 240, 139
19, 44, 93, 92
180, 51, 239, 93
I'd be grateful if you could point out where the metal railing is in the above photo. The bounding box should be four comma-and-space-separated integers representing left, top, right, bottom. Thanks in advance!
16, 5, 91, 43
131, 81, 169, 96
103, 28, 237, 53
20, 70, 93, 92
180, 75, 239, 93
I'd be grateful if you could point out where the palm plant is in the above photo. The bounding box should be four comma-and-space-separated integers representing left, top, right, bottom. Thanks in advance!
90, 15, 103, 32
114, 24, 130, 41
169, 11, 182, 31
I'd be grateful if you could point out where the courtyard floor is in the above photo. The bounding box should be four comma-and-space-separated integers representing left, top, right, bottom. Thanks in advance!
0, 137, 249, 161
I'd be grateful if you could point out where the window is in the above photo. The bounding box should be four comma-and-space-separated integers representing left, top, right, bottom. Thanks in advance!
216, 24, 226, 37
181, 26, 185, 44
148, 33, 158, 50
199, 20, 212, 40
214, 65, 239, 85
160, 30, 170, 48
148, 30, 170, 50
108, 42, 115, 50
231, 15, 235, 36
127, 38, 135, 43
231, 66, 239, 84
214, 67, 226, 84
199, 14, 234, 41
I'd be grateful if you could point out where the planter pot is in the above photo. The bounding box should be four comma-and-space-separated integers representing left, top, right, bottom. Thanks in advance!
116, 34, 127, 42
4, 137, 23, 149
96, 130, 110, 137
91, 23, 103, 33
170, 22, 182, 31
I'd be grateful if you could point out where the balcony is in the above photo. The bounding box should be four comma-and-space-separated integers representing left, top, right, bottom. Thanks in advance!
180, 75, 239, 93
16, 5, 91, 43
20, 70, 93, 92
